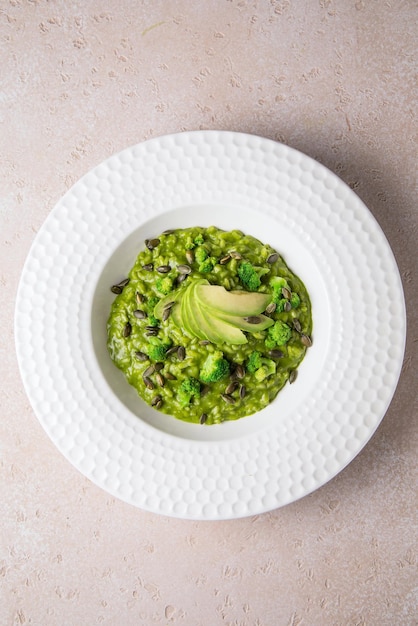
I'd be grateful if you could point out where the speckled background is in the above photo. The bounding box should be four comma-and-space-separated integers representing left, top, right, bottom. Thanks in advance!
1, 1, 417, 625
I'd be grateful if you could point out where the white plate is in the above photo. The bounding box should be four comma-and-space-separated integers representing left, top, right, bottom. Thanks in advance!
15, 131, 406, 519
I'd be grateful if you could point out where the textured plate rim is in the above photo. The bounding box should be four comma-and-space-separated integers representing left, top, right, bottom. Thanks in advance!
14, 131, 406, 519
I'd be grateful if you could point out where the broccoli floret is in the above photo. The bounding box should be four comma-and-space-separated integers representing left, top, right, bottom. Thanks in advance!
177, 377, 201, 407
147, 343, 167, 362
199, 256, 216, 273
238, 261, 261, 291
290, 292, 301, 309
265, 320, 292, 349
269, 276, 290, 305
254, 359, 276, 382
195, 246, 208, 264
247, 351, 262, 373
247, 351, 276, 381
147, 295, 160, 327
155, 276, 174, 295
194, 233, 204, 245
199, 351, 229, 383
184, 235, 195, 250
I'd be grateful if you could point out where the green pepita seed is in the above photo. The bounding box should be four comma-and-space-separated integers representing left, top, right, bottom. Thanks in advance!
133, 309, 147, 319
157, 265, 171, 273
123, 322, 132, 337
146, 238, 160, 250
265, 302, 277, 315
244, 316, 262, 324
177, 346, 186, 361
134, 351, 148, 361
151, 394, 162, 406
235, 364, 245, 379
143, 376, 155, 390
220, 254, 231, 265
177, 264, 192, 275
221, 393, 236, 405
225, 381, 239, 395
301, 334, 312, 347
267, 252, 279, 264
293, 319, 302, 333
111, 285, 123, 294
284, 301, 292, 312
289, 369, 298, 384
143, 365, 155, 377
166, 345, 179, 356
156, 373, 165, 387
239, 384, 246, 399
136, 292, 146, 304
282, 287, 291, 299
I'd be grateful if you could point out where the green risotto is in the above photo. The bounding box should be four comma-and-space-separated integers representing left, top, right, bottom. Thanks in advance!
107, 226, 312, 425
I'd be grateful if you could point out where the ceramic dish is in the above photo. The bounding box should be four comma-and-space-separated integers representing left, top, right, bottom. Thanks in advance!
15, 131, 406, 519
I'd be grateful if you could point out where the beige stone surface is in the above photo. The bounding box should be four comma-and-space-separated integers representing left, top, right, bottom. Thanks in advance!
1, 1, 417, 624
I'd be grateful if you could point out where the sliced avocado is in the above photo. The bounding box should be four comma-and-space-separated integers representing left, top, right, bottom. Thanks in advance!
198, 301, 248, 345
181, 280, 204, 339
154, 290, 182, 320
214, 311, 274, 332
195, 284, 270, 316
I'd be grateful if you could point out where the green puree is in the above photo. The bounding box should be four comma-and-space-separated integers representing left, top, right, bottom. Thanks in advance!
107, 226, 312, 425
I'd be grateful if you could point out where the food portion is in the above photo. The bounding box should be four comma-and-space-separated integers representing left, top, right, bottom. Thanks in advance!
107, 226, 313, 425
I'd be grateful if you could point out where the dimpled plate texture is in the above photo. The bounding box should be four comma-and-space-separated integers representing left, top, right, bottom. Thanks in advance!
15, 131, 406, 520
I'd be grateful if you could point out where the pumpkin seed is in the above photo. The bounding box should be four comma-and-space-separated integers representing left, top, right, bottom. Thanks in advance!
185, 250, 194, 264
177, 273, 188, 284
177, 264, 192, 275
134, 351, 148, 361
235, 364, 245, 379
162, 307, 171, 322
301, 334, 312, 347
267, 252, 279, 264
143, 365, 155, 377
133, 309, 147, 319
230, 251, 242, 260
157, 265, 171, 273
244, 316, 262, 324
239, 384, 246, 399
269, 349, 284, 358
165, 371, 177, 380
282, 287, 291, 299
156, 373, 165, 387
123, 322, 132, 337
111, 285, 123, 294
225, 381, 239, 395
289, 370, 298, 384
142, 263, 153, 271
136, 292, 146, 304
146, 238, 160, 250
177, 346, 186, 361
143, 376, 155, 390
154, 362, 164, 371
221, 393, 236, 405
145, 328, 158, 337
284, 301, 292, 312
162, 229, 175, 235
151, 394, 162, 406
293, 319, 302, 333
219, 254, 231, 265
265, 302, 277, 315
199, 413, 208, 424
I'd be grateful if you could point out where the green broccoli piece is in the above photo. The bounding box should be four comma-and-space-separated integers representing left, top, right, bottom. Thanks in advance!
184, 235, 195, 250
247, 351, 262, 373
254, 359, 276, 382
199, 256, 216, 273
199, 351, 230, 383
155, 276, 174, 295
195, 246, 208, 264
146, 336, 172, 361
238, 261, 261, 291
177, 377, 201, 407
194, 233, 204, 245
269, 276, 290, 305
247, 351, 276, 381
290, 292, 301, 309
265, 320, 292, 349
147, 295, 160, 327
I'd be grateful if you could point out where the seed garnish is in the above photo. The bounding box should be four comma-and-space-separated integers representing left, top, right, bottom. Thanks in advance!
136, 292, 146, 304
265, 302, 277, 315
301, 334, 312, 347
157, 265, 171, 274
143, 365, 155, 377
145, 328, 159, 337
123, 322, 132, 337
134, 351, 148, 361
239, 384, 246, 399
162, 307, 171, 322
111, 285, 122, 294
244, 316, 262, 324
235, 364, 245, 379
225, 381, 239, 395
269, 349, 284, 358
267, 252, 279, 264
289, 370, 298, 384
146, 238, 160, 250
284, 301, 292, 312
154, 362, 164, 371
165, 371, 177, 380
185, 250, 194, 264
282, 287, 291, 299
151, 394, 162, 407
219, 254, 231, 265
177, 264, 192, 275
143, 376, 155, 390
177, 346, 186, 361
156, 373, 165, 387
199, 413, 208, 424
162, 229, 175, 235
199, 340, 211, 345
221, 393, 236, 405
142, 263, 153, 271
293, 319, 302, 333
177, 273, 188, 284
230, 251, 242, 260
133, 309, 147, 319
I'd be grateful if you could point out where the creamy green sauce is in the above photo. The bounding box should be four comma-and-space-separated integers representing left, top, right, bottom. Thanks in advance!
107, 226, 312, 425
